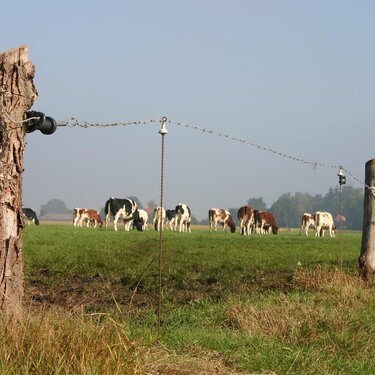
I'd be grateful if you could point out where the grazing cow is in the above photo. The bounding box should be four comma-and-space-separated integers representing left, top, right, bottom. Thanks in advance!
237, 206, 254, 235
104, 197, 141, 231
22, 208, 39, 225
299, 213, 316, 236
133, 209, 148, 231
73, 208, 82, 227
209, 208, 236, 233
153, 206, 166, 231
78, 209, 103, 228
254, 210, 278, 234
314, 211, 336, 237
175, 203, 192, 233
166, 209, 177, 231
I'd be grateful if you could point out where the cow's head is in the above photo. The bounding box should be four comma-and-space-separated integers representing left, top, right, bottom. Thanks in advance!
133, 218, 144, 231
133, 210, 144, 231
272, 226, 279, 234
229, 222, 236, 233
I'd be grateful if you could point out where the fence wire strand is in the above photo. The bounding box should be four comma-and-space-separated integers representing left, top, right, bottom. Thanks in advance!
166, 119, 369, 192
3, 115, 369, 193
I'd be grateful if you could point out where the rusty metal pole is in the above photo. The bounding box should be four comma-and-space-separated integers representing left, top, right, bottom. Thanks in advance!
158, 116, 168, 337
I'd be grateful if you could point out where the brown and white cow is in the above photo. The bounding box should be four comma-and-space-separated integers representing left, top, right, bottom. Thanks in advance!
299, 213, 316, 236
237, 205, 254, 235
254, 210, 278, 234
73, 208, 103, 228
73, 208, 82, 227
314, 211, 336, 237
209, 208, 236, 233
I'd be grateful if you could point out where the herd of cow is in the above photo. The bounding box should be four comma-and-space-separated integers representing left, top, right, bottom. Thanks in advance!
22, 197, 337, 238
72, 198, 193, 233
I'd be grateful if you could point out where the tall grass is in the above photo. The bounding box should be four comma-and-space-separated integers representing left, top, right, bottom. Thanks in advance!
15, 224, 375, 374
0, 309, 142, 374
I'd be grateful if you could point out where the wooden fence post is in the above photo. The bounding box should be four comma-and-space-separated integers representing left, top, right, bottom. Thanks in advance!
359, 159, 375, 280
0, 46, 37, 320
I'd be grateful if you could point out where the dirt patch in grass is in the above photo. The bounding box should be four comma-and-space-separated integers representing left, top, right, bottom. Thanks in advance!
24, 268, 295, 313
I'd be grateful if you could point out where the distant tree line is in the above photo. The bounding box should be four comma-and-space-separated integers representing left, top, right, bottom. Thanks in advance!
37, 185, 363, 230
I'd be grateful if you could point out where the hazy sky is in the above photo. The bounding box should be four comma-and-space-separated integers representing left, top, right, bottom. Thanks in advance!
3, 1, 375, 220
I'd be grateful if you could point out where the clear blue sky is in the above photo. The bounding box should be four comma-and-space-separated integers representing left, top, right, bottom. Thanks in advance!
2, 1, 375, 220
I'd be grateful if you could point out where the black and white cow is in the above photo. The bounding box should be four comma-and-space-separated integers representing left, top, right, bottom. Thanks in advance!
165, 209, 177, 231
104, 197, 142, 231
175, 203, 192, 233
22, 208, 40, 225
132, 209, 149, 231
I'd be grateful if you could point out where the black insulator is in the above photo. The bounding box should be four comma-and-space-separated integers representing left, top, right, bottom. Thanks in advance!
25, 111, 57, 135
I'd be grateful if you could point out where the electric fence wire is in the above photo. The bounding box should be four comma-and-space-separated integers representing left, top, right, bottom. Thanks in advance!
2, 115, 373, 196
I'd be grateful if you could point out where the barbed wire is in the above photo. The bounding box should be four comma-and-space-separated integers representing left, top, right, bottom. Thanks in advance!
53, 117, 371, 192
1, 114, 371, 194
167, 119, 372, 190
169, 119, 341, 170
63, 117, 160, 128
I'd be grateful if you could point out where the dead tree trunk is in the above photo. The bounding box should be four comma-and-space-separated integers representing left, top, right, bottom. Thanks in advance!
359, 159, 375, 280
0, 46, 37, 320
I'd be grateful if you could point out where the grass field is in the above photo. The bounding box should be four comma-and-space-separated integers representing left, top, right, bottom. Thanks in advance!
6, 224, 374, 374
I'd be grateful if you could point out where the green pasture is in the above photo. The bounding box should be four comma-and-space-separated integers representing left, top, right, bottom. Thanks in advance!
20, 224, 375, 374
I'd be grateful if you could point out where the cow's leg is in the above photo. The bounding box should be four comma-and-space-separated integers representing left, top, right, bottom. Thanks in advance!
246, 221, 250, 235
250, 218, 254, 234
113, 213, 121, 232
125, 220, 133, 231
105, 213, 111, 229
210, 219, 215, 232
329, 226, 333, 237
213, 219, 218, 232
260, 220, 264, 234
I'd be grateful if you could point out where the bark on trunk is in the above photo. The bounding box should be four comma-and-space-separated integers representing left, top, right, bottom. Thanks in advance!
359, 159, 375, 280
0, 46, 37, 321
